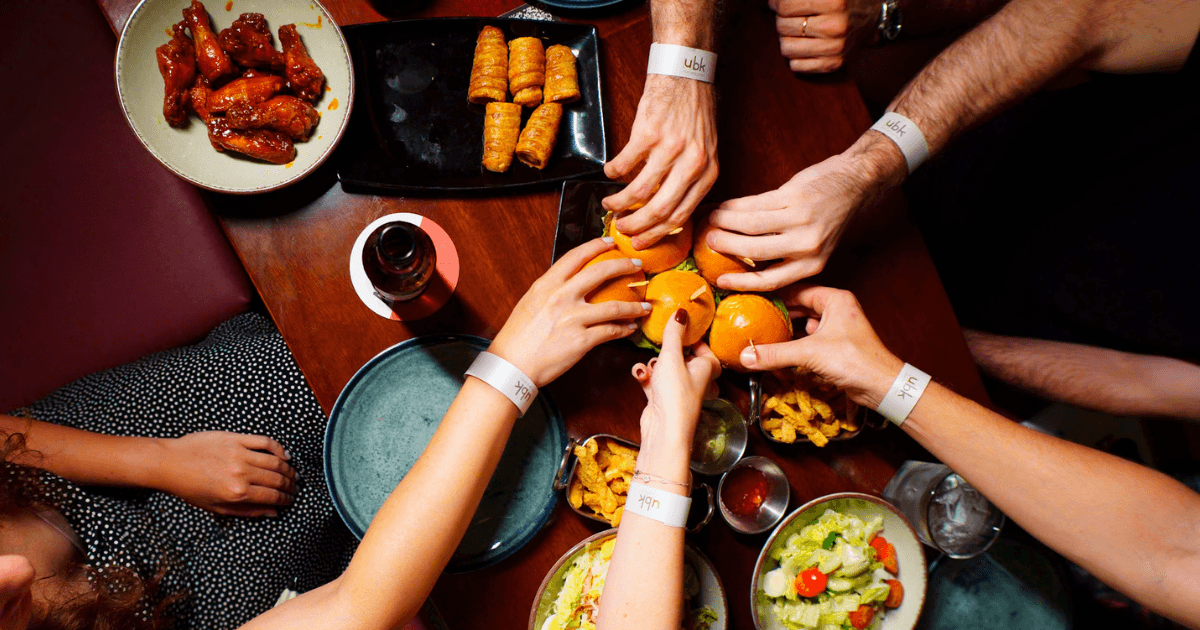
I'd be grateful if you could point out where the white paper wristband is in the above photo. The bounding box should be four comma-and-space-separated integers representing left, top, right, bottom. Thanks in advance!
870, 111, 930, 174
624, 482, 692, 528
465, 352, 538, 417
876, 363, 931, 426
647, 43, 716, 83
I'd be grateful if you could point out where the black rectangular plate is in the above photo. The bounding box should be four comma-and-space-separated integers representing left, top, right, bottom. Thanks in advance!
551, 179, 624, 263
336, 18, 607, 192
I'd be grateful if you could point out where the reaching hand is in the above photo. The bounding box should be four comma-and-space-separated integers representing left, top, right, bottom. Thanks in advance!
768, 0, 879, 72
740, 285, 902, 409
489, 238, 651, 388
157, 431, 297, 517
602, 75, 718, 249
632, 308, 722, 441
704, 151, 875, 291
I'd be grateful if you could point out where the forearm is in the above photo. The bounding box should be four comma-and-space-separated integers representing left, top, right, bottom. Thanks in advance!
0, 414, 167, 489
900, 382, 1200, 625
652, 0, 717, 49
597, 417, 692, 630
966, 330, 1200, 420
243, 378, 521, 630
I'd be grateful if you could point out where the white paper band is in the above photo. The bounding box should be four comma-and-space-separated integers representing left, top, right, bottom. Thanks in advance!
624, 482, 692, 528
876, 363, 931, 426
465, 352, 538, 417
647, 43, 716, 83
870, 111, 930, 174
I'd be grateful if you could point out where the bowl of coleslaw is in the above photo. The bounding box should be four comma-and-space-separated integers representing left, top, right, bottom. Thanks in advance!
751, 492, 926, 630
530, 529, 727, 630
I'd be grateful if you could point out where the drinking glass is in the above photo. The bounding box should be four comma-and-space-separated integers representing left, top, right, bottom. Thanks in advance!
882, 461, 1005, 558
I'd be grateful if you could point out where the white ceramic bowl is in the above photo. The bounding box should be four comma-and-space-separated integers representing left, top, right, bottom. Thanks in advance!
751, 492, 927, 630
529, 529, 728, 630
115, 0, 353, 193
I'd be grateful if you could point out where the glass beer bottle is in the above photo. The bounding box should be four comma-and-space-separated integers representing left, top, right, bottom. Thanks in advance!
363, 222, 436, 303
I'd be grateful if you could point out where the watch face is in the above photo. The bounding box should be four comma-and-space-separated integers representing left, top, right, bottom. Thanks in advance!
882, 6, 902, 40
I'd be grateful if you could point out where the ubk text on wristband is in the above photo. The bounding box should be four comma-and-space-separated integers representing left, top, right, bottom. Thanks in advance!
465, 351, 538, 417
870, 111, 930, 174
647, 43, 716, 83
624, 482, 692, 529
876, 363, 931, 426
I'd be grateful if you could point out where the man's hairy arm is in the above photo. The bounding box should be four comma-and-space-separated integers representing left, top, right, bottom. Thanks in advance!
965, 330, 1200, 420
652, 0, 718, 49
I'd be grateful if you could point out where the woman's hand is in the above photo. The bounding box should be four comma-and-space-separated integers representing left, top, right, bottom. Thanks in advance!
632, 308, 722, 444
739, 285, 902, 409
155, 431, 297, 517
489, 238, 652, 388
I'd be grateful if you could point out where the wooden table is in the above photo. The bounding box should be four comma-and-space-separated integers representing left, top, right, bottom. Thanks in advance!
98, 1, 988, 628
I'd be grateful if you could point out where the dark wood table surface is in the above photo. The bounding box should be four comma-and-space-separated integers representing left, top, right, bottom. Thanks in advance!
98, 1, 989, 628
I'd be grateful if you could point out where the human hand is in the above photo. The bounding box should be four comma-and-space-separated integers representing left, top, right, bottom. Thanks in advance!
155, 432, 296, 517
739, 285, 902, 409
769, 0, 880, 72
705, 137, 903, 291
602, 74, 718, 249
489, 238, 651, 388
632, 308, 722, 444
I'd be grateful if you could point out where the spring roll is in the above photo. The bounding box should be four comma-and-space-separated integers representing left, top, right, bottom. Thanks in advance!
543, 45, 580, 104
515, 102, 562, 170
468, 26, 508, 104
482, 102, 522, 173
508, 37, 545, 108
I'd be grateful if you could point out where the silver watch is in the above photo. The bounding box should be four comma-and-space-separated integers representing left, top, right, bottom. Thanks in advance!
878, 0, 902, 41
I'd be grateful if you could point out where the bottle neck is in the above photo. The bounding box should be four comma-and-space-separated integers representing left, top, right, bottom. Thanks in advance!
375, 224, 420, 270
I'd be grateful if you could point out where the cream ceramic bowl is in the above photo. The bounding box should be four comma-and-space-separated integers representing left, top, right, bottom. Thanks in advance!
115, 0, 353, 193
751, 492, 927, 630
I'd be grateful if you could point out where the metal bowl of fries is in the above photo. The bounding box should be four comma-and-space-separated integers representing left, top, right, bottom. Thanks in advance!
553, 434, 716, 532
750, 370, 883, 446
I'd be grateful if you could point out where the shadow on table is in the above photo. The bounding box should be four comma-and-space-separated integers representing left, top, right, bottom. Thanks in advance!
204, 159, 341, 219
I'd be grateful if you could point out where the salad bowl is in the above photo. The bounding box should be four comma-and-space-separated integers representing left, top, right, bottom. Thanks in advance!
751, 493, 926, 630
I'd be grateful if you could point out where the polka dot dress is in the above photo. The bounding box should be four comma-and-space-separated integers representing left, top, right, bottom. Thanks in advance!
15, 313, 357, 629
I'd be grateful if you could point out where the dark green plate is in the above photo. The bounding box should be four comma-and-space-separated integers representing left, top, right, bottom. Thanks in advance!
323, 334, 566, 572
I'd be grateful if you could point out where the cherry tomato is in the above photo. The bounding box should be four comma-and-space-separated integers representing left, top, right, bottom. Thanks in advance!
884, 579, 904, 608
793, 567, 828, 597
871, 536, 899, 574
848, 604, 876, 629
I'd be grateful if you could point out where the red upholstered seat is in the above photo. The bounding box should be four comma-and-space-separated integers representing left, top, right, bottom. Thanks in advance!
0, 0, 256, 411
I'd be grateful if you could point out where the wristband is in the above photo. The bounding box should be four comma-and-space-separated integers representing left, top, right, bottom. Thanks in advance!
647, 43, 716, 83
624, 482, 692, 528
876, 363, 931, 426
870, 111, 930, 174
465, 352, 538, 417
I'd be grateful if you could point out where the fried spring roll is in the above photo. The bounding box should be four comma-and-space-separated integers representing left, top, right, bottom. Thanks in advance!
515, 103, 562, 170
508, 37, 545, 108
483, 102, 522, 173
544, 45, 580, 104
468, 26, 508, 104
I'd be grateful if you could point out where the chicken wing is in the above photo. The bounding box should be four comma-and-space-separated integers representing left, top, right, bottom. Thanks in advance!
182, 0, 235, 84
207, 75, 286, 112
191, 81, 294, 163
278, 24, 325, 102
218, 13, 283, 70
226, 96, 319, 141
156, 21, 196, 127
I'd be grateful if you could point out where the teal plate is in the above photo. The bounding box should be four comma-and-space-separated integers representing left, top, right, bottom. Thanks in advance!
324, 334, 567, 572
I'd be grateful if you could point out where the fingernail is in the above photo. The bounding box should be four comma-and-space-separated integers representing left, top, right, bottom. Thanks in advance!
674, 308, 689, 326
269, 511, 279, 518
283, 449, 292, 461
602, 236, 614, 244
640, 302, 652, 311
740, 346, 758, 367
631, 258, 643, 267
626, 323, 638, 330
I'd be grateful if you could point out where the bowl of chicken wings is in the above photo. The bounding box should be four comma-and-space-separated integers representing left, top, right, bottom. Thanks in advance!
116, 0, 352, 193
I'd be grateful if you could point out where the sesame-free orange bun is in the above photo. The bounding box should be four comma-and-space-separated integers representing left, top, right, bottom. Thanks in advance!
693, 218, 753, 285
709, 294, 793, 371
610, 216, 693, 274
582, 250, 647, 304
640, 270, 715, 347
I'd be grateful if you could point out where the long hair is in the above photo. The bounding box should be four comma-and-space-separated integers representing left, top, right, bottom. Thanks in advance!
1, 427, 180, 630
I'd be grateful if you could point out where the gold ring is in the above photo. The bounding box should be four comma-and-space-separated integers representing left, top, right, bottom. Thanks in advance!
801, 16, 808, 37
